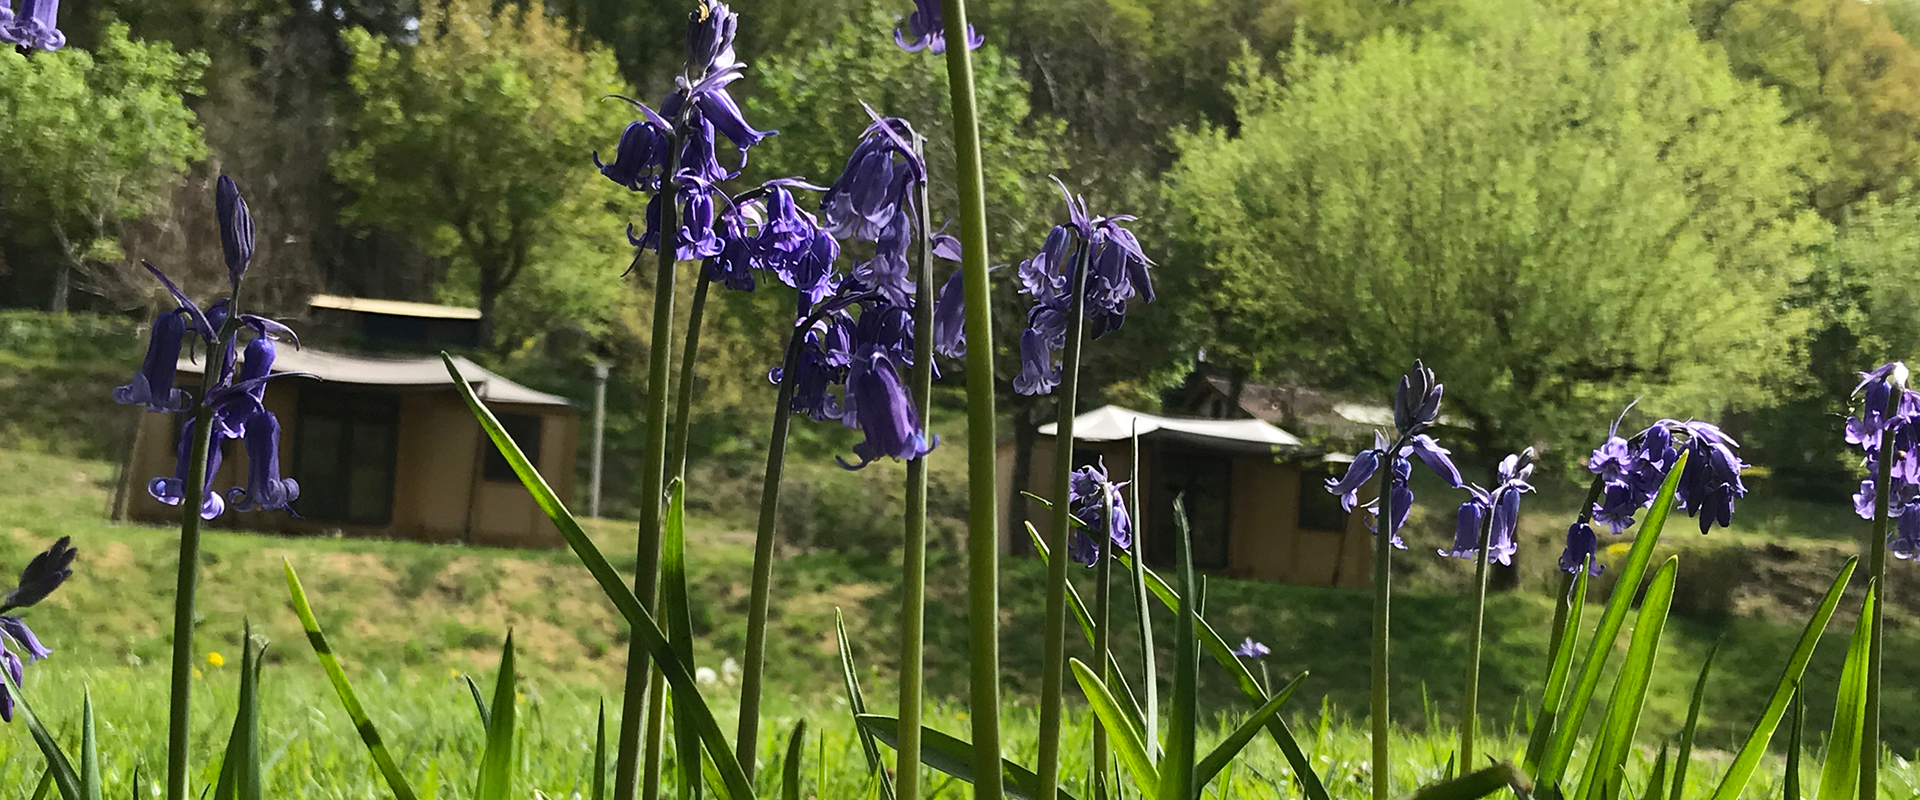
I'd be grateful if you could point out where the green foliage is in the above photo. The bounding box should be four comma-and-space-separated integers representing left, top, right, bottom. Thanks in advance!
332, 0, 632, 338
0, 23, 206, 309
1164, 0, 1827, 455
1694, 0, 1920, 218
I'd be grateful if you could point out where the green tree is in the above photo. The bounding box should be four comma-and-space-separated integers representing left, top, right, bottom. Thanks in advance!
0, 23, 206, 312
1694, 0, 1920, 219
1163, 0, 1827, 459
332, 0, 631, 340
1748, 196, 1920, 496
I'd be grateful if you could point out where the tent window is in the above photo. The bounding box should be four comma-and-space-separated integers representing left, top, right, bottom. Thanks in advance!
1148, 450, 1232, 571
292, 388, 399, 525
1298, 466, 1349, 532
483, 412, 544, 482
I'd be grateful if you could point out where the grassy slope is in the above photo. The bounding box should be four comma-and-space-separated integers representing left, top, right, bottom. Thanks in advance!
2, 444, 1917, 797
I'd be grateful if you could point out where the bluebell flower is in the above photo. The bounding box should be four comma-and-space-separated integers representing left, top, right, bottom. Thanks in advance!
1439, 449, 1533, 566
1393, 360, 1444, 436
820, 116, 922, 243
1013, 328, 1061, 396
114, 311, 192, 414
836, 301, 933, 469
1065, 462, 1131, 566
686, 1, 738, 73
931, 268, 968, 359
852, 210, 916, 307
1012, 184, 1154, 396
1843, 362, 1920, 559
1233, 637, 1270, 660
122, 178, 301, 520
0, 537, 69, 723
216, 176, 255, 286
1559, 521, 1602, 576
595, 120, 671, 192
894, 0, 983, 54
0, 0, 65, 51
771, 313, 852, 423
1, 537, 73, 614
1326, 364, 1464, 548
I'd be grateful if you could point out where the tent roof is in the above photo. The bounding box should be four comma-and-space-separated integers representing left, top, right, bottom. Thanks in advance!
1039, 405, 1308, 451
178, 346, 573, 408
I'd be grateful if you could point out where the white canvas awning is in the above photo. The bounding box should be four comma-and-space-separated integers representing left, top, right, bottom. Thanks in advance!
1039, 405, 1308, 452
178, 346, 573, 407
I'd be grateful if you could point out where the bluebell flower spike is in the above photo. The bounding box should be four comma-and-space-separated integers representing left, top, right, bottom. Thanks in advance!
216, 176, 255, 286
2, 537, 75, 613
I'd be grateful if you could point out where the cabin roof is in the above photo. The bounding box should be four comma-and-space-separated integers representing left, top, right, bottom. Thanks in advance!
177, 345, 573, 408
1038, 405, 1310, 452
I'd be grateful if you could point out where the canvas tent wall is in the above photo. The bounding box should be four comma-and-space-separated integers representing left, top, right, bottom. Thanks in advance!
995, 405, 1372, 587
117, 346, 578, 548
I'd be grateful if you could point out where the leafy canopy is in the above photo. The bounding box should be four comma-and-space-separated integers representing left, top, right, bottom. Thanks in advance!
1163, 0, 1828, 454
332, 0, 631, 336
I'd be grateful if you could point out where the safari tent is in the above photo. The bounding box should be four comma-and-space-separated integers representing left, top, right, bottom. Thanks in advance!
996, 405, 1373, 587
116, 346, 579, 548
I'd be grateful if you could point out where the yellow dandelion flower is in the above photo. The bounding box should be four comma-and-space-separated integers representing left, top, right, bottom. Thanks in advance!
207, 652, 226, 668
1605, 542, 1632, 558
193, 668, 204, 679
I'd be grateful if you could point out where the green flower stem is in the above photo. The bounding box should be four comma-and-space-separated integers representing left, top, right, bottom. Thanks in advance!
1862, 387, 1899, 800
667, 273, 712, 479
1093, 491, 1117, 798
1459, 513, 1493, 772
615, 128, 681, 800
1128, 428, 1157, 761
167, 302, 242, 800
736, 295, 862, 774
1368, 435, 1408, 800
1036, 237, 1091, 800
165, 404, 215, 800
641, 668, 667, 800
934, 0, 1003, 796
895, 139, 937, 800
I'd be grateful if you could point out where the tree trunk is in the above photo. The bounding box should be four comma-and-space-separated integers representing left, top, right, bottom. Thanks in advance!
1008, 396, 1041, 556
49, 263, 70, 314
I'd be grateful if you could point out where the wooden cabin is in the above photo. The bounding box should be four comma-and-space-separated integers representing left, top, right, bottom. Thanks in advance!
116, 346, 578, 548
996, 406, 1373, 587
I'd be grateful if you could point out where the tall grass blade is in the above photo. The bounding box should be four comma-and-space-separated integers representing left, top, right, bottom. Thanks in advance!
837, 609, 898, 800
1644, 744, 1670, 800
1107, 546, 1328, 800
663, 480, 703, 800
445, 354, 756, 800
213, 626, 263, 800
1816, 581, 1875, 800
1158, 496, 1199, 800
0, 645, 83, 800
1028, 523, 1146, 726
463, 674, 491, 730
1396, 763, 1531, 800
1707, 558, 1857, 800
1129, 427, 1156, 763
1574, 557, 1677, 800
1541, 453, 1689, 787
79, 693, 101, 800
284, 562, 422, 800
783, 722, 807, 800
1195, 672, 1307, 792
473, 633, 518, 800
1787, 689, 1804, 800
856, 714, 1081, 800
1070, 661, 1160, 797
32, 770, 52, 800
1522, 565, 1590, 773
1671, 641, 1718, 800
595, 700, 609, 800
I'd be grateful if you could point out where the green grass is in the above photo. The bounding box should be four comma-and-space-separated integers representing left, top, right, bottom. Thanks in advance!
0, 442, 1914, 796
